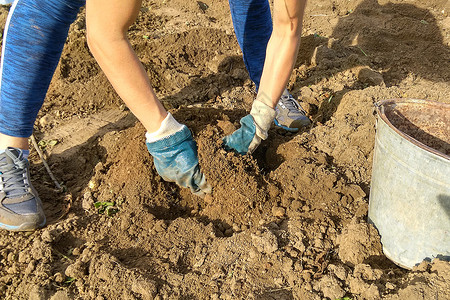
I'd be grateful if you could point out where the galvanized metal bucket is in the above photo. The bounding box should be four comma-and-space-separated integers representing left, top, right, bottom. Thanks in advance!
368, 98, 450, 269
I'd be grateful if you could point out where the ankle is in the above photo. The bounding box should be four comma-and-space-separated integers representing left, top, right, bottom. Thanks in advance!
0, 133, 29, 150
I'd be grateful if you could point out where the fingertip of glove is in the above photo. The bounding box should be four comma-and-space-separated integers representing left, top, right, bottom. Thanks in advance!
222, 136, 244, 155
202, 183, 212, 195
192, 185, 211, 198
222, 135, 230, 146
191, 169, 212, 195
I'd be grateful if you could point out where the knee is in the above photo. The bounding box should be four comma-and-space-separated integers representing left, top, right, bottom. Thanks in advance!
273, 13, 302, 37
273, 0, 306, 36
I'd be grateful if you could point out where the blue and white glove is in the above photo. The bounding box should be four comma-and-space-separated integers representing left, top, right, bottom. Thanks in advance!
223, 100, 276, 154
146, 113, 211, 197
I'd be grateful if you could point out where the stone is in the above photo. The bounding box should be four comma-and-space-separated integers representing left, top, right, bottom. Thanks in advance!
272, 206, 285, 217
358, 67, 384, 86
39, 115, 53, 127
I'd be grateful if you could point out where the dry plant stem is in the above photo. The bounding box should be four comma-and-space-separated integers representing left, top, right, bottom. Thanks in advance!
30, 135, 63, 190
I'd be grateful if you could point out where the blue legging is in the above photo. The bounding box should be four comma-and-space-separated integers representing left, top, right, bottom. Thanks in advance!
0, 0, 270, 138
0, 0, 85, 137
229, 0, 272, 89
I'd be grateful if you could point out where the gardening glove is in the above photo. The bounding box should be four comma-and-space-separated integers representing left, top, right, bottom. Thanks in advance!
146, 113, 211, 197
223, 100, 276, 154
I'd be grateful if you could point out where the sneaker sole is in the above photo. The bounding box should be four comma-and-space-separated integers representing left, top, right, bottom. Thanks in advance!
274, 118, 312, 132
0, 217, 46, 231
274, 119, 300, 132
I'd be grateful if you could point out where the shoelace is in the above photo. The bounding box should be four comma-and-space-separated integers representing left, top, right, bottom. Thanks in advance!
0, 158, 29, 197
280, 95, 306, 114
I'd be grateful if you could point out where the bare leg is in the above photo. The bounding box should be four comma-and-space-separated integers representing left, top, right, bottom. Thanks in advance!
257, 0, 307, 107
0, 134, 28, 150
86, 0, 167, 133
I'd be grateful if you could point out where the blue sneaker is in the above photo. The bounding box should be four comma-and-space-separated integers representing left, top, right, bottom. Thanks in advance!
0, 147, 46, 231
275, 92, 311, 132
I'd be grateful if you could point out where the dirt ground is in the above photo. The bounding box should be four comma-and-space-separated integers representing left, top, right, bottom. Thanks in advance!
1, 0, 449, 299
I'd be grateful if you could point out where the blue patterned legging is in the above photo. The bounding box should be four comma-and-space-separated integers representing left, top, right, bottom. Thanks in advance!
0, 0, 271, 138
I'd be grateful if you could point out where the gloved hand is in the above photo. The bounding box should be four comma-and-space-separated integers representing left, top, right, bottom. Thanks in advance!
223, 100, 276, 154
146, 126, 211, 197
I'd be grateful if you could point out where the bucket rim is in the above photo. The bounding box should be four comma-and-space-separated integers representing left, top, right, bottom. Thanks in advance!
375, 98, 450, 161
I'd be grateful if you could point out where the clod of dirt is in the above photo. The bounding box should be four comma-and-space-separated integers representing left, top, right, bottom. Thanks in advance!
86, 252, 158, 299
384, 259, 450, 300
31, 239, 52, 261
81, 191, 95, 211
28, 285, 47, 300
216, 120, 236, 135
53, 272, 65, 283
41, 228, 59, 243
65, 261, 86, 278
358, 67, 385, 86
251, 230, 278, 254
336, 219, 382, 266
353, 263, 383, 281
348, 275, 381, 300
39, 115, 54, 127
313, 274, 345, 299
272, 206, 285, 217
49, 290, 70, 300
328, 264, 348, 281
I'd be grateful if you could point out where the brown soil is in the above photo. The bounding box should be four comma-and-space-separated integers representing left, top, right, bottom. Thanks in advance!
1, 0, 450, 299
383, 99, 450, 156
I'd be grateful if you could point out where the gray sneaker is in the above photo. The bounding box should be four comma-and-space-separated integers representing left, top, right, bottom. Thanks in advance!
275, 92, 311, 132
0, 147, 46, 231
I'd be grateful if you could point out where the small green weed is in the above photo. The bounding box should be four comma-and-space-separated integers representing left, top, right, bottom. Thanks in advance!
357, 46, 368, 56
94, 201, 118, 216
64, 277, 75, 284
38, 139, 58, 151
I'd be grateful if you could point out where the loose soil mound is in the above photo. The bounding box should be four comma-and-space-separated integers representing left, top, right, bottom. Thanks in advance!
1, 0, 449, 299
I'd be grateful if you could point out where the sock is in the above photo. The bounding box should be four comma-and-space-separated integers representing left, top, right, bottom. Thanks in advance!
22, 149, 29, 159
282, 89, 290, 97
145, 113, 185, 143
